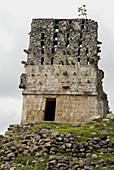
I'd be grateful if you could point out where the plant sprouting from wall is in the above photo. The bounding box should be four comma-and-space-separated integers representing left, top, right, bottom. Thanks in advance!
78, 5, 87, 18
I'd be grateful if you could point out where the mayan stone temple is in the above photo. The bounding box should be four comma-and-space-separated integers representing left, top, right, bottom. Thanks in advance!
19, 18, 108, 124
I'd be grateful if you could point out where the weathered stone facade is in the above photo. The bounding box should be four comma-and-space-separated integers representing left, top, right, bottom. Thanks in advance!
20, 18, 108, 123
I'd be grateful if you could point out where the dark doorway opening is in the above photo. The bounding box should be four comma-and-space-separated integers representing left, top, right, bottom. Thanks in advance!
44, 98, 56, 121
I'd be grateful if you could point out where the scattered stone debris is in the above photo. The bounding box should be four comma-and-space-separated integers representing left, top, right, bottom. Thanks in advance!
0, 120, 114, 169
89, 115, 102, 122
106, 114, 114, 120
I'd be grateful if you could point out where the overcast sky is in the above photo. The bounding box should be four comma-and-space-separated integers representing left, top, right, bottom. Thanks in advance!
0, 0, 114, 134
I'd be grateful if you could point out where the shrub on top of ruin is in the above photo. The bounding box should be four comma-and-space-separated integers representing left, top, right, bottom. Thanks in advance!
78, 5, 87, 19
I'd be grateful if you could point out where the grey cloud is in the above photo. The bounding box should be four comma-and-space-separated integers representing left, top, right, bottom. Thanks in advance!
98, 24, 114, 112
0, 0, 114, 134
0, 98, 22, 134
0, 111, 21, 134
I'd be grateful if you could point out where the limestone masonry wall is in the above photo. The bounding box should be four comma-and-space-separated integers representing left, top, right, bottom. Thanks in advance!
22, 95, 98, 123
19, 18, 108, 123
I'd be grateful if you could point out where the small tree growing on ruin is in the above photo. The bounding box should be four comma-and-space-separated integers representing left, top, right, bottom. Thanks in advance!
78, 5, 87, 19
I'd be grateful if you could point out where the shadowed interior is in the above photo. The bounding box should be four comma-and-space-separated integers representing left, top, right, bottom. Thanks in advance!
44, 98, 56, 121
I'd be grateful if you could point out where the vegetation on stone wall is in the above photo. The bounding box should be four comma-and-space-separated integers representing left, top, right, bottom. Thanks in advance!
78, 5, 87, 18
0, 114, 114, 169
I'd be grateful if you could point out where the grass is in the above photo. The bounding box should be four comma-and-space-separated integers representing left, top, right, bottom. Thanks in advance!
50, 120, 114, 142
94, 166, 114, 170
15, 139, 20, 144
94, 120, 114, 130
21, 120, 114, 142
93, 120, 114, 139
55, 153, 67, 157
20, 120, 114, 143
51, 123, 98, 142
0, 148, 3, 158
30, 122, 69, 131
15, 155, 49, 170
15, 156, 37, 165
93, 152, 114, 161
21, 122, 69, 136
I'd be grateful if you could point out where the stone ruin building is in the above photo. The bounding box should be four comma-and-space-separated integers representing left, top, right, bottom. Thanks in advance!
19, 18, 108, 124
